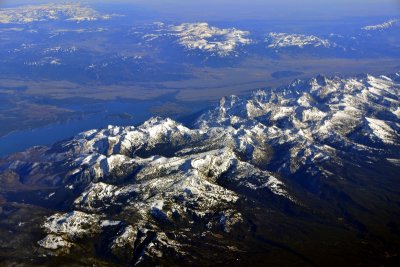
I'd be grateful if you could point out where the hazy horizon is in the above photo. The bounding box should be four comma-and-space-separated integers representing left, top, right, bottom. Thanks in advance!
1, 0, 400, 20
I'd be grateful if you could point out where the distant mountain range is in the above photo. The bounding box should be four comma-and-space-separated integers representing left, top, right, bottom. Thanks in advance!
1, 3, 399, 60
0, 3, 117, 24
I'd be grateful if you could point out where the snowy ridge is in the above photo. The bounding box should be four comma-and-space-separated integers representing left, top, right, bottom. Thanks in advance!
265, 32, 336, 49
170, 23, 252, 57
199, 74, 400, 163
2, 72, 399, 263
141, 23, 342, 55
362, 19, 399, 31
0, 3, 117, 24
33, 116, 292, 260
140, 22, 252, 57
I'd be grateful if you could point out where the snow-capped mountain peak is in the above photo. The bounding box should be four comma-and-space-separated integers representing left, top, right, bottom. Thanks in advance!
170, 22, 252, 57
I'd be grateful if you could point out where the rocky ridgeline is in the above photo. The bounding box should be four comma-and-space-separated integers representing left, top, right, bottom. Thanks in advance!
1, 72, 399, 264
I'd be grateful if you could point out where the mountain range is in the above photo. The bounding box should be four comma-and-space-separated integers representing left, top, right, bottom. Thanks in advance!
0, 72, 399, 266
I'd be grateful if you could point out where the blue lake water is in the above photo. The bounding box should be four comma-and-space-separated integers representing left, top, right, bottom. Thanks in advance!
0, 100, 160, 157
